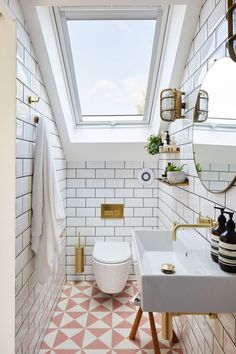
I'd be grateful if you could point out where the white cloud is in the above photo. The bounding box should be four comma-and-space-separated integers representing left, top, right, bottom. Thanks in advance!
81, 75, 147, 115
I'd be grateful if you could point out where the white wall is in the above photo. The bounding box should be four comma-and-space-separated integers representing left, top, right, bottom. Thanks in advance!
0, 2, 16, 352
0, 0, 67, 353
159, 0, 236, 352
66, 160, 159, 281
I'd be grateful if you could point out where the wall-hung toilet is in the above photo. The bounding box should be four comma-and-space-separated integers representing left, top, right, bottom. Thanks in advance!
92, 241, 131, 294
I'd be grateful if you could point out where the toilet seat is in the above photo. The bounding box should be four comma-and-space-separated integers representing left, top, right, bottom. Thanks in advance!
93, 241, 131, 264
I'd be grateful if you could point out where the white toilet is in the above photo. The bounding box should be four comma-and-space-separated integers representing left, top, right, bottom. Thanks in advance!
92, 241, 131, 294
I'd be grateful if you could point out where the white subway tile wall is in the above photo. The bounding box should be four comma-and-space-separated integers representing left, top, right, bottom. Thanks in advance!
9, 0, 67, 353
159, 0, 236, 353
66, 161, 158, 281
4, 0, 236, 353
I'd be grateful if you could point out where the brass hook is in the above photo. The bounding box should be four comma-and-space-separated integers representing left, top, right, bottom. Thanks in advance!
28, 96, 40, 104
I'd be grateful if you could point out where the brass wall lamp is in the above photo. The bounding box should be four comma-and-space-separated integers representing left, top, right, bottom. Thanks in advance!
160, 88, 186, 122
226, 0, 236, 62
194, 89, 209, 122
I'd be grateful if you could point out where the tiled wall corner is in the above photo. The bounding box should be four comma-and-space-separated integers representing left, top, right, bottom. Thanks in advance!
158, 0, 236, 353
66, 160, 159, 281
11, 0, 67, 353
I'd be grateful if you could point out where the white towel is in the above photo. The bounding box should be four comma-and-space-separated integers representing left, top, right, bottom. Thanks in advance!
31, 118, 65, 284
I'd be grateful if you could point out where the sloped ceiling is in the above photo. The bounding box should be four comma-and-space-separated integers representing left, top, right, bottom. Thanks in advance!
19, 0, 203, 160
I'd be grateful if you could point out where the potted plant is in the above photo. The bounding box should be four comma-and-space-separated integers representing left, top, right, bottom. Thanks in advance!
145, 134, 162, 155
166, 163, 186, 184
195, 162, 202, 173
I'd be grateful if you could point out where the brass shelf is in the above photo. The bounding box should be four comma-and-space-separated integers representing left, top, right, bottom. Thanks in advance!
159, 148, 180, 154
158, 178, 189, 186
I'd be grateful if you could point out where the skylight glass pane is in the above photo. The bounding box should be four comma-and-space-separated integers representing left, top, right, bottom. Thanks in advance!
67, 19, 156, 119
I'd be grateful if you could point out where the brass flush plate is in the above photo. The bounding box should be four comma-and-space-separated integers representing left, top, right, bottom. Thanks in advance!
101, 204, 124, 219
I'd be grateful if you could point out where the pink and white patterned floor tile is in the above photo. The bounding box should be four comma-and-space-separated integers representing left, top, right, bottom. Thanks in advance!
39, 282, 182, 353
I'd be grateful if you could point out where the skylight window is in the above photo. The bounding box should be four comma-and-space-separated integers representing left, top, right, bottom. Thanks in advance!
67, 19, 155, 121
55, 7, 163, 125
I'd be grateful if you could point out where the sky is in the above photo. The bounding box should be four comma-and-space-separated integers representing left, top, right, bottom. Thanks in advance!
67, 19, 156, 118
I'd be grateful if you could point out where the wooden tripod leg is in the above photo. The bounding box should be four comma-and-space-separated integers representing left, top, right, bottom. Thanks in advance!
129, 307, 143, 340
148, 312, 161, 354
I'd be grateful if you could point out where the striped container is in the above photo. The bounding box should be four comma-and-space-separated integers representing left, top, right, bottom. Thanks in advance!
211, 234, 220, 263
219, 240, 236, 273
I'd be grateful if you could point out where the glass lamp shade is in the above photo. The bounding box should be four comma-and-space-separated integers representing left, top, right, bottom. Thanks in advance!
227, 0, 236, 62
160, 88, 185, 122
194, 90, 209, 123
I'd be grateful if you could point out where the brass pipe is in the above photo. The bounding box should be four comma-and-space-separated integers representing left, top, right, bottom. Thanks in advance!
172, 215, 217, 241
171, 312, 217, 319
161, 312, 217, 342
161, 312, 173, 341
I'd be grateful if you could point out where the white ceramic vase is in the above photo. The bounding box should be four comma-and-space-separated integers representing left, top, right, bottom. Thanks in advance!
167, 171, 186, 184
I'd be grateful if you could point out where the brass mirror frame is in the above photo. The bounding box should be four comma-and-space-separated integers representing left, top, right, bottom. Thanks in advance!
193, 140, 236, 194
226, 0, 236, 63
192, 59, 236, 194
193, 146, 236, 194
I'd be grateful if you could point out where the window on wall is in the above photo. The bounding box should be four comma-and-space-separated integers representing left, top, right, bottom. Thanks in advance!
54, 7, 164, 126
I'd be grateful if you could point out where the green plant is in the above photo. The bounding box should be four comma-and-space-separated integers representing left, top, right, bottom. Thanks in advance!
166, 163, 186, 172
145, 134, 162, 155
196, 163, 202, 173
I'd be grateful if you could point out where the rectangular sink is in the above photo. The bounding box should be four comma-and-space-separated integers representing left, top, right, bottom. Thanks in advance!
133, 229, 236, 313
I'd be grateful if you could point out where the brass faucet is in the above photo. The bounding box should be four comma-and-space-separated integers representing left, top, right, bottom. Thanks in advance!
172, 215, 217, 241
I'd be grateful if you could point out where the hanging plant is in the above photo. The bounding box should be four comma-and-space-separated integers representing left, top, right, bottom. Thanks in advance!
145, 134, 162, 155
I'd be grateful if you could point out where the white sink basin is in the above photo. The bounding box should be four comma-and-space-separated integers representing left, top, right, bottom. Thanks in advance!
133, 229, 236, 313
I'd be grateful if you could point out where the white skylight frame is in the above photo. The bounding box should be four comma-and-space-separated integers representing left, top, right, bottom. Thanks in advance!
53, 6, 165, 127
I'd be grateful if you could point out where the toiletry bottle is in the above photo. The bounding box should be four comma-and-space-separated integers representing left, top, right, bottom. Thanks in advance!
162, 167, 167, 181
211, 207, 226, 263
165, 131, 170, 145
219, 212, 236, 273
162, 163, 171, 181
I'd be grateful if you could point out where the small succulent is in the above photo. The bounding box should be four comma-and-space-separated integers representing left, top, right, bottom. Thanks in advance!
145, 134, 162, 155
166, 163, 186, 172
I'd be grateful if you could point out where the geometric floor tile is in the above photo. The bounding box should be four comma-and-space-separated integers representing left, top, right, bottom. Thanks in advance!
39, 281, 183, 353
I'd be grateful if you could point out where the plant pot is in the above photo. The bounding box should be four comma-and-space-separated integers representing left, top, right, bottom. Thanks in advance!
167, 171, 186, 184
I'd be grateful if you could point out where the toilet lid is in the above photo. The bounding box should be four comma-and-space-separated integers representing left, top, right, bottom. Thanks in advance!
93, 242, 131, 264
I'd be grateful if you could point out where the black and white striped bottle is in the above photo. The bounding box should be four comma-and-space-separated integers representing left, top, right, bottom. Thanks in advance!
219, 212, 236, 273
211, 207, 226, 263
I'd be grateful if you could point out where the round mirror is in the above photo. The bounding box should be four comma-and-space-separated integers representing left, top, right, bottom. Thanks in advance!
193, 57, 236, 193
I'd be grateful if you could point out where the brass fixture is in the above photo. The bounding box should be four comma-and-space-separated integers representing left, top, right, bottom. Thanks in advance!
158, 177, 189, 186
161, 313, 173, 341
160, 263, 175, 274
162, 312, 217, 341
28, 95, 40, 104
75, 233, 84, 273
160, 88, 186, 122
101, 204, 124, 219
172, 215, 217, 241
226, 0, 236, 62
194, 89, 209, 122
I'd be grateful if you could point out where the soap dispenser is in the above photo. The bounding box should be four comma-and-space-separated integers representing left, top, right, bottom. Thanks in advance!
211, 207, 226, 263
219, 212, 236, 273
